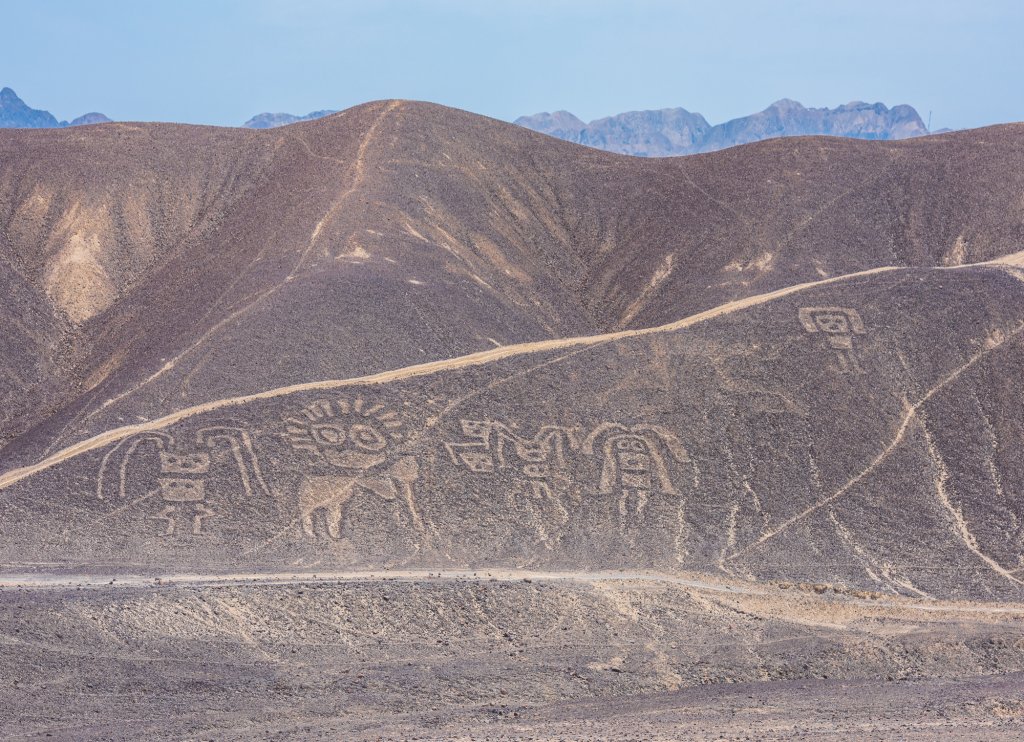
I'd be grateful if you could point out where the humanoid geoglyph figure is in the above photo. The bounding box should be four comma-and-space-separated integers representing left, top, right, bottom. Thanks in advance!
798, 307, 867, 373
445, 419, 580, 545
582, 423, 690, 523
445, 419, 577, 500
96, 427, 270, 536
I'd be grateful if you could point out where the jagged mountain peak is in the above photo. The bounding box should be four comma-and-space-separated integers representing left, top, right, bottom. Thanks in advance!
519, 98, 930, 156
0, 86, 110, 128
242, 109, 339, 128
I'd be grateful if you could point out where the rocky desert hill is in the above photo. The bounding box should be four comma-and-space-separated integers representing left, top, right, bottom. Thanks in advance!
3, 101, 1024, 739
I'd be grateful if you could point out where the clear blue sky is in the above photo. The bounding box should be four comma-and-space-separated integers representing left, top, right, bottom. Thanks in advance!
3, 0, 1022, 130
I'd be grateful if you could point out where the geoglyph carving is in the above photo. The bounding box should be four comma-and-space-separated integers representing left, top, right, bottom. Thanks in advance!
799, 307, 867, 373
445, 420, 578, 500
282, 396, 421, 539
445, 419, 691, 531
445, 419, 579, 546
96, 427, 270, 536
582, 423, 690, 521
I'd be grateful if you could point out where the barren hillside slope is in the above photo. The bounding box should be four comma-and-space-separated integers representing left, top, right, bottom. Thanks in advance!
4, 102, 1024, 739
3, 103, 1024, 467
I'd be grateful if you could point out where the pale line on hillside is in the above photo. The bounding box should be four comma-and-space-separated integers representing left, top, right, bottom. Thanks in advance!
775, 153, 903, 258
724, 398, 920, 560
725, 318, 1024, 576
423, 347, 597, 436
615, 252, 674, 329
0, 264, 903, 491
918, 409, 1024, 586
88, 284, 280, 417
300, 100, 403, 273
677, 171, 756, 228
83, 101, 404, 422
288, 134, 350, 169
989, 249, 1024, 269
2, 568, 1024, 616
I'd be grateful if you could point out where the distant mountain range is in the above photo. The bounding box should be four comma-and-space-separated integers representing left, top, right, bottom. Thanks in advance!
0, 87, 937, 157
0, 87, 110, 128
515, 99, 932, 156
244, 98, 934, 155
241, 110, 339, 129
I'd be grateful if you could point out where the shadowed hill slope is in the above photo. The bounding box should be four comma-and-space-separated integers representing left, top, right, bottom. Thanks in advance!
3, 101, 1024, 469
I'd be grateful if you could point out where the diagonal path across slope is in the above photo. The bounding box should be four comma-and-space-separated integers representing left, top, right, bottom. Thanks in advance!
0, 263, 910, 491
5, 258, 1020, 493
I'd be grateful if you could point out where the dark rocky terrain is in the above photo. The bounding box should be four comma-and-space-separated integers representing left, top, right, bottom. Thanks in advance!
2, 100, 1024, 738
517, 99, 929, 156
0, 87, 110, 128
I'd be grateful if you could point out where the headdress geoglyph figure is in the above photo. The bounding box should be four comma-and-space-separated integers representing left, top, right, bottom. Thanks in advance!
582, 423, 690, 522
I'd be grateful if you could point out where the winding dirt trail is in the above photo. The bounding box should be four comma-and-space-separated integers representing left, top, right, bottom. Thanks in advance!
3, 568, 1023, 618
0, 264, 901, 492
3, 257, 1020, 494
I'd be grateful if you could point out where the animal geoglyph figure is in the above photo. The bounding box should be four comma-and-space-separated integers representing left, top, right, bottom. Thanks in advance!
282, 397, 421, 539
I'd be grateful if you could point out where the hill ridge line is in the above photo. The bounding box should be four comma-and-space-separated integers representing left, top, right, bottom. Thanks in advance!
4, 260, 1016, 491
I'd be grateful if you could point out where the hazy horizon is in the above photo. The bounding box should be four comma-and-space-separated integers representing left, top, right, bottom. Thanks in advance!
3, 0, 1022, 131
